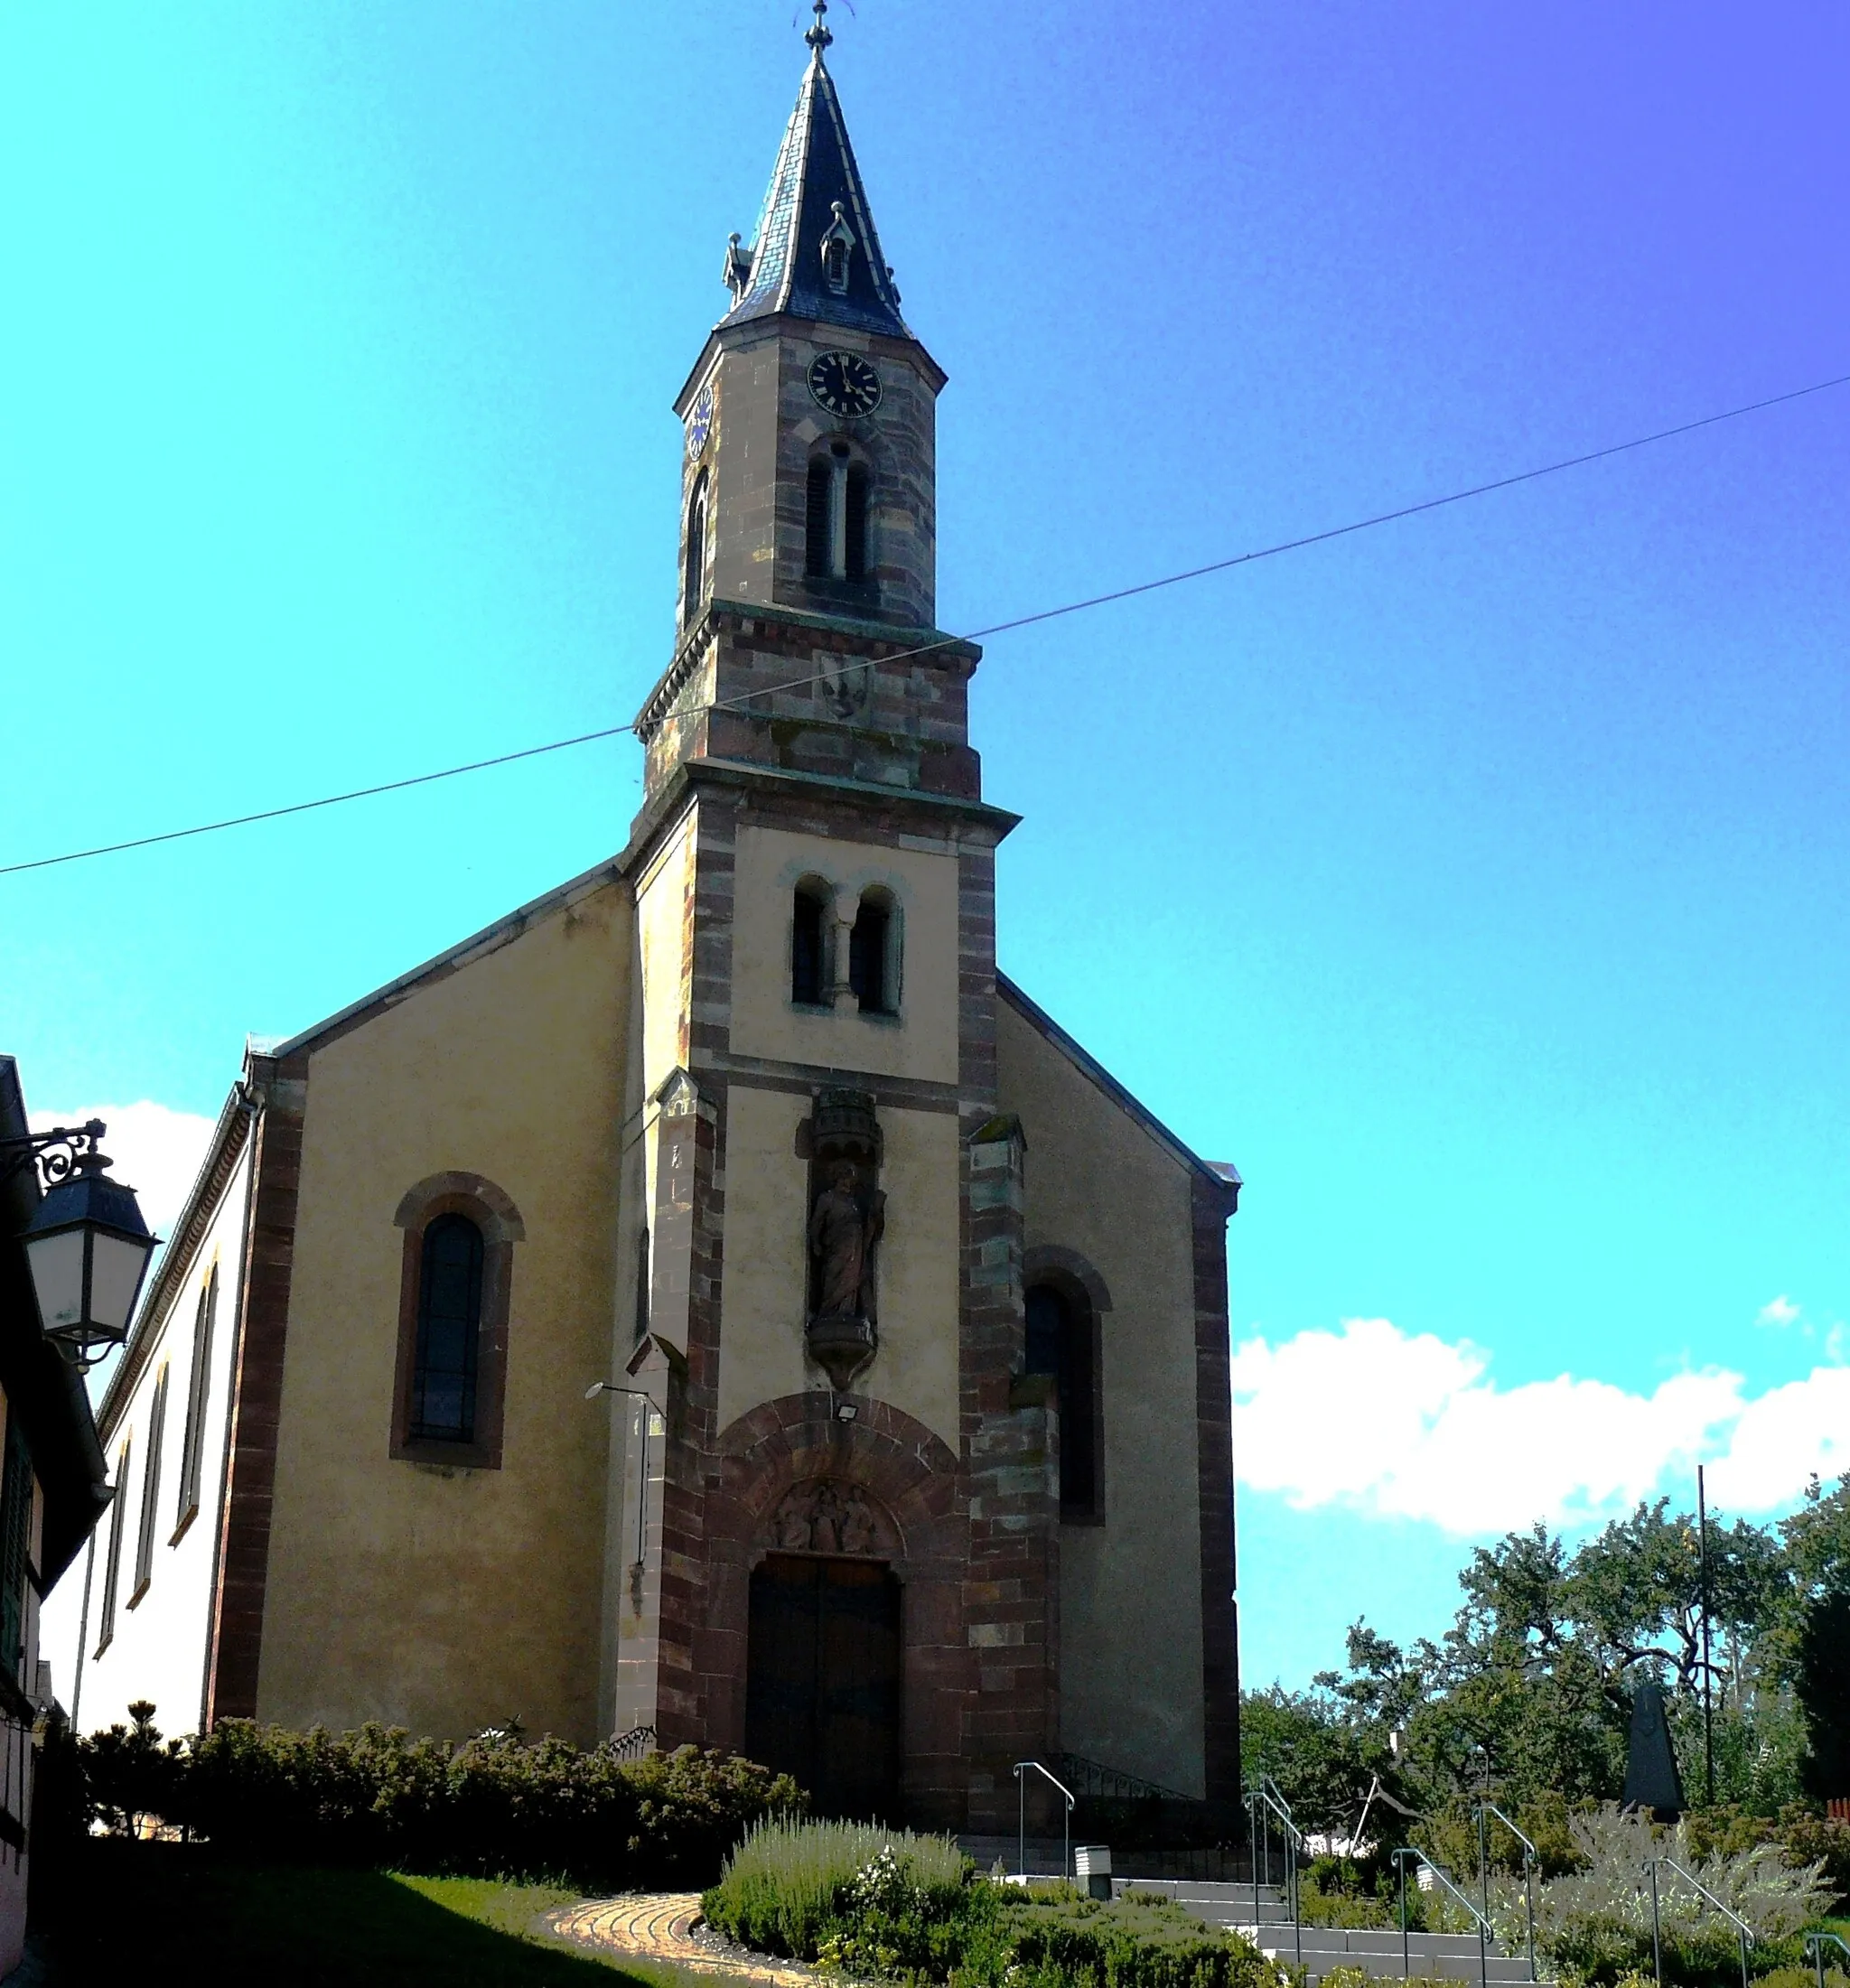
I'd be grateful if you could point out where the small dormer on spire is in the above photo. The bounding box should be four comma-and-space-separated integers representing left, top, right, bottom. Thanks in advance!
819, 201, 856, 294
717, 12, 911, 341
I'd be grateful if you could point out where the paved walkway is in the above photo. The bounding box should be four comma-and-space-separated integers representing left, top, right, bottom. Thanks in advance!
549, 1892, 823, 1985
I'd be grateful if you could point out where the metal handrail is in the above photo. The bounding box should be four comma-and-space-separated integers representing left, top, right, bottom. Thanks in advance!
1473, 1798, 1538, 1981
1646, 1856, 1753, 1988
1395, 1847, 1491, 1988
1014, 1759, 1074, 1882
1807, 1930, 1850, 1988
1246, 1783, 1303, 1970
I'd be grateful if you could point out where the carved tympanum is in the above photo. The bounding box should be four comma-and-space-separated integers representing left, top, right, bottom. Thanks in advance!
770, 1479, 882, 1556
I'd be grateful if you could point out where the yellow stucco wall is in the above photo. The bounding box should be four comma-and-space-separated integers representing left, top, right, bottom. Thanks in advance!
995, 996, 1209, 1798
715, 1089, 961, 1449
637, 807, 695, 1101
260, 884, 631, 1747
728, 825, 959, 1084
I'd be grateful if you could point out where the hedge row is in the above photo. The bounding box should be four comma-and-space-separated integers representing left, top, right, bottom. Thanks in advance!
77, 1704, 800, 1890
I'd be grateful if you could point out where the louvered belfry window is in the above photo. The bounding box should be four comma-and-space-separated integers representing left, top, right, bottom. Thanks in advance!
411, 1214, 485, 1442
845, 463, 870, 581
806, 458, 833, 577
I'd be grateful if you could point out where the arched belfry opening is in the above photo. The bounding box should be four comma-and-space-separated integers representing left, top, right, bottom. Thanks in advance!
744, 1479, 902, 1820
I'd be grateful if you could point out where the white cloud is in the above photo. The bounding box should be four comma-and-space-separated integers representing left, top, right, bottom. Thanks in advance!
1232, 1315, 1850, 1535
1757, 1294, 1801, 1329
30, 1101, 218, 1247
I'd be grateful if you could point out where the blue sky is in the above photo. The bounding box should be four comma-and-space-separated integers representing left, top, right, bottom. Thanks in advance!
5, 3, 1848, 1690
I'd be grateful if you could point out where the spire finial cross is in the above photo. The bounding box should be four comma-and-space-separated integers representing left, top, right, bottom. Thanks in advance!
805, 0, 833, 56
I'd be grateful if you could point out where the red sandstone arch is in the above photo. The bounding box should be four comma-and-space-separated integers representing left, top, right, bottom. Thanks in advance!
702, 1392, 969, 1825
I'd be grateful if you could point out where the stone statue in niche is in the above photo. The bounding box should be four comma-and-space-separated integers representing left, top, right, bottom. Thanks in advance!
809, 1161, 884, 1325
771, 1479, 881, 1555
804, 1089, 883, 1390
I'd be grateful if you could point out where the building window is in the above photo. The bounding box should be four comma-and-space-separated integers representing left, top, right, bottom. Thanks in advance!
805, 457, 833, 578
97, 1439, 130, 1653
410, 1215, 484, 1442
0, 1419, 33, 1675
130, 1367, 168, 1603
845, 463, 870, 582
682, 468, 709, 623
848, 888, 898, 1016
1025, 1282, 1102, 1519
173, 1265, 218, 1535
806, 449, 872, 586
792, 882, 829, 1004
391, 1173, 523, 1470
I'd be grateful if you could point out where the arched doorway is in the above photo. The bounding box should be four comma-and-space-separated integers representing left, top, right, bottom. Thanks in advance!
744, 1483, 902, 1819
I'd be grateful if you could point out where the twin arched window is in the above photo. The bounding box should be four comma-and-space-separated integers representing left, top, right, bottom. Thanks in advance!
805, 447, 870, 584
392, 1175, 523, 1469
790, 882, 900, 1016
1026, 1280, 1102, 1519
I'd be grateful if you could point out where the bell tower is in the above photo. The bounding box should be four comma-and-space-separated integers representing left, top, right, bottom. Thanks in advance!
639, 0, 979, 806
616, 5, 1052, 1834
674, 0, 939, 635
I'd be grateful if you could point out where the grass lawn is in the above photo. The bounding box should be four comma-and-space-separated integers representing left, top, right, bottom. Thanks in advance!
51, 1843, 699, 1986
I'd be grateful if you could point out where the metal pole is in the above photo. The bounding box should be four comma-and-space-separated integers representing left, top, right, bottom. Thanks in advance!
1479, 1799, 1490, 1924
1649, 1862, 1663, 1988
1064, 1793, 1071, 1885
1525, 1851, 1537, 1981
1739, 1927, 1750, 1988
1815, 1936, 1827, 1988
1248, 1795, 1258, 1928
1400, 1853, 1410, 1983
1698, 1465, 1715, 1806
1479, 1911, 1488, 1988
1018, 1767, 1025, 1881
1291, 1827, 1301, 1970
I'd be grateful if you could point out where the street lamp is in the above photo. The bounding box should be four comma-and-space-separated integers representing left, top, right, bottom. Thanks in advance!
3, 1122, 158, 1371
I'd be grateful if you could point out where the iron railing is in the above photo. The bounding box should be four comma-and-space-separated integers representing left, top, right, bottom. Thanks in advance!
1473, 1797, 1538, 1981
609, 1722, 657, 1761
1394, 1847, 1492, 1988
1646, 1857, 1752, 1988
1051, 1750, 1193, 1805
1014, 1759, 1074, 1881
1806, 1930, 1850, 1988
1245, 1780, 1303, 1970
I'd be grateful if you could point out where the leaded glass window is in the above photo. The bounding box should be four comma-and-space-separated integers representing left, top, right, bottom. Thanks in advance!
411, 1214, 484, 1442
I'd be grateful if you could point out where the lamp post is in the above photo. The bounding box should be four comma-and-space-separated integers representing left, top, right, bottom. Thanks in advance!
2, 1121, 157, 1371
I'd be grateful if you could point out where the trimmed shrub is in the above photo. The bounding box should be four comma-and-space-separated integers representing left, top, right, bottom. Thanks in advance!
704, 1823, 1286, 1988
76, 1711, 799, 1890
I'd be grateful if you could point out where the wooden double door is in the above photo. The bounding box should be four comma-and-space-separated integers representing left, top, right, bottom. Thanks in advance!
744, 1554, 902, 1820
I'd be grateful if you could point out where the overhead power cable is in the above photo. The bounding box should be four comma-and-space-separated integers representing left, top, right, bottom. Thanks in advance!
5, 365, 1847, 882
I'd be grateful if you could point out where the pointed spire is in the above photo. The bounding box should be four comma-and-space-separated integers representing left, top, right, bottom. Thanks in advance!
720, 25, 911, 341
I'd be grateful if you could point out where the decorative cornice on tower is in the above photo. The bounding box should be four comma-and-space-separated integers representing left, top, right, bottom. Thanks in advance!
721, 23, 911, 341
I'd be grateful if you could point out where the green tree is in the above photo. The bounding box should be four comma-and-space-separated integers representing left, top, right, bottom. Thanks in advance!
1795, 1590, 1850, 1801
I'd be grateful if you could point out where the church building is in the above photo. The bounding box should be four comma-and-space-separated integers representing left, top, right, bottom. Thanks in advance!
68, 11, 1243, 1831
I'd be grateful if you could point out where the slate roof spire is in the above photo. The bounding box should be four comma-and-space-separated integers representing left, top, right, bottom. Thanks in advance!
720, 6, 912, 341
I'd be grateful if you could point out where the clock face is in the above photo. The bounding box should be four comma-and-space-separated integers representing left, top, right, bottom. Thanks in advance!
686, 382, 715, 457
808, 350, 882, 418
